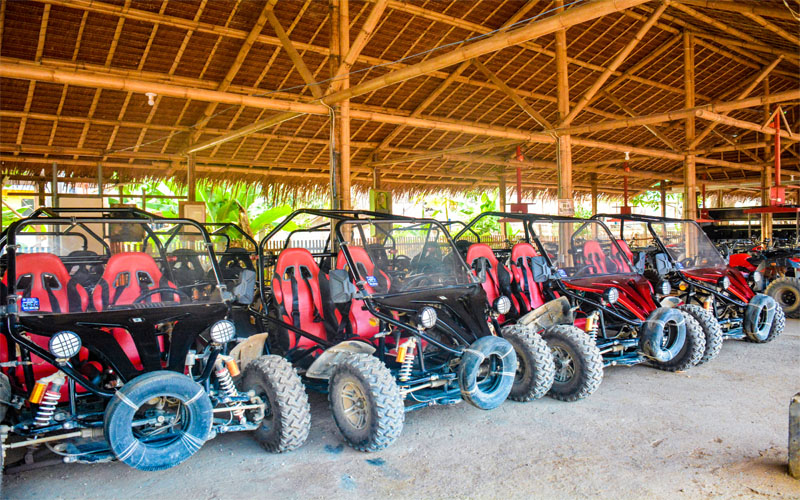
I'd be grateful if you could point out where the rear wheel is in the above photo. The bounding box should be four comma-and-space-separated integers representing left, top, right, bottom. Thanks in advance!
541, 325, 603, 402
652, 312, 705, 372
240, 355, 310, 452
500, 324, 554, 402
676, 304, 723, 365
765, 277, 800, 319
329, 353, 404, 452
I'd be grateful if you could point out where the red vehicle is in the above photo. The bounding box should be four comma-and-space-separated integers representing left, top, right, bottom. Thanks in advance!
596, 214, 784, 355
455, 213, 704, 383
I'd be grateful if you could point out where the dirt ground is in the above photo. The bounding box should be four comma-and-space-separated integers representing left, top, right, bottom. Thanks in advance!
4, 320, 800, 500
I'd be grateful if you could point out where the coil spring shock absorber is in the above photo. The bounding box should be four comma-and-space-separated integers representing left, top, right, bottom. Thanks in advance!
215, 356, 244, 423
30, 372, 66, 427
396, 338, 417, 382
584, 310, 600, 344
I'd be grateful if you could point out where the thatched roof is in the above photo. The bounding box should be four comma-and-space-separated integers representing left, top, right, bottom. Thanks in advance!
0, 0, 798, 200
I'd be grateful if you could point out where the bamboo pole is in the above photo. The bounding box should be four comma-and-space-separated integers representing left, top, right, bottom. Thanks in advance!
330, 0, 388, 91
555, 2, 572, 214
683, 31, 697, 220
600, 90, 678, 150
689, 31, 800, 63
591, 174, 598, 214
321, 0, 652, 106
338, 0, 351, 210
676, 0, 797, 21
688, 55, 784, 149
741, 12, 800, 47
561, 1, 668, 127
762, 77, 773, 240
694, 110, 799, 141
266, 6, 323, 99
472, 58, 552, 129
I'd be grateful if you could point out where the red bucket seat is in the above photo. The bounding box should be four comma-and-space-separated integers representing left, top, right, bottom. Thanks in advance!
272, 248, 327, 350
465, 243, 517, 321
335, 246, 392, 338
510, 243, 547, 313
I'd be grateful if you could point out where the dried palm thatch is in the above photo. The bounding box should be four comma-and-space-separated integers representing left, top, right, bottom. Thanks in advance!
0, 0, 797, 207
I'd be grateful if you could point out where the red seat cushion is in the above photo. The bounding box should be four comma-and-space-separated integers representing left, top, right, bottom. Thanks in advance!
510, 243, 546, 310
92, 252, 178, 310
336, 247, 392, 338
466, 243, 518, 321
272, 248, 326, 350
611, 240, 633, 273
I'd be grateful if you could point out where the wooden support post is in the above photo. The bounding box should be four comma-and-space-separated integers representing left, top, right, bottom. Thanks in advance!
51, 161, 58, 208
97, 163, 103, 200
338, 0, 351, 210
683, 32, 697, 220
37, 181, 46, 208
591, 174, 598, 215
660, 181, 667, 217
187, 154, 196, 202
555, 0, 572, 215
762, 77, 773, 242
715, 190, 723, 208
499, 174, 507, 238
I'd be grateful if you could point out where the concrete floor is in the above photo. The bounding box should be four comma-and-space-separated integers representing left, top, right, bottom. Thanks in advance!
5, 321, 800, 500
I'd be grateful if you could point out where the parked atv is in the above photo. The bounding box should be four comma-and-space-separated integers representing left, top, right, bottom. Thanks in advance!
257, 210, 520, 452
457, 213, 706, 373
728, 241, 800, 319
596, 214, 783, 357
0, 208, 310, 487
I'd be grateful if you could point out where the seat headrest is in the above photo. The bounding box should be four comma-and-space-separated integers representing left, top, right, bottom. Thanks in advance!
275, 248, 320, 277
511, 243, 538, 262
465, 243, 499, 267
336, 246, 375, 276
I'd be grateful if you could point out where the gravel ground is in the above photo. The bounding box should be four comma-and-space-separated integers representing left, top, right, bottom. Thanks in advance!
4, 320, 800, 500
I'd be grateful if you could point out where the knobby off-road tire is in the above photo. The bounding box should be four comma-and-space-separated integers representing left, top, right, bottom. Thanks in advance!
652, 312, 705, 372
676, 304, 723, 365
744, 299, 785, 344
541, 325, 604, 402
500, 323, 554, 402
765, 277, 800, 319
328, 353, 404, 452
0, 373, 10, 423
241, 355, 311, 453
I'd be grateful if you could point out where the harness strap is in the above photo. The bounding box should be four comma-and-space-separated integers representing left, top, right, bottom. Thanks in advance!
42, 280, 61, 314
287, 268, 301, 329
300, 267, 323, 323
66, 278, 83, 312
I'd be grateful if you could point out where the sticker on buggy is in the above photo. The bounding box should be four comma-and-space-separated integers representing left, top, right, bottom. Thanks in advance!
557, 269, 567, 278
366, 275, 379, 287
675, 262, 684, 269
21, 297, 40, 312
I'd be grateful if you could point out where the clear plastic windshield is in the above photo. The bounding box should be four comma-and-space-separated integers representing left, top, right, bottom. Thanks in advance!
5, 219, 223, 315
338, 220, 474, 294
530, 220, 635, 279
649, 221, 727, 270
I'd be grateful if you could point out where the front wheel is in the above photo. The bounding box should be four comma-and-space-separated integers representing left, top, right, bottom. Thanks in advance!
651, 312, 705, 372
765, 277, 800, 319
104, 371, 213, 471
500, 324, 554, 402
541, 325, 603, 402
240, 355, 311, 453
328, 353, 404, 452
676, 304, 723, 365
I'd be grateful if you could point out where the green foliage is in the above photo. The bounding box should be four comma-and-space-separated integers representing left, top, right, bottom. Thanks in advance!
573, 205, 592, 219
631, 190, 680, 211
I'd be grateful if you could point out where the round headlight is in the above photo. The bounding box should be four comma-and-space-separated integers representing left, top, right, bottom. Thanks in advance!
417, 307, 437, 329
603, 288, 619, 305
49, 331, 82, 360
751, 271, 762, 283
493, 296, 512, 315
718, 276, 730, 290
210, 320, 236, 343
659, 280, 671, 296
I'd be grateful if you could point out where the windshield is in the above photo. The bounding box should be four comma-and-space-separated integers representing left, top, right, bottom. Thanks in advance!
649, 220, 727, 270
338, 220, 474, 294
529, 219, 634, 279
4, 218, 222, 315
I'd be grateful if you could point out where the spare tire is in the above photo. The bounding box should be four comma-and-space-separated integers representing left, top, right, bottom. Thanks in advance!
104, 370, 213, 471
745, 294, 783, 343
639, 307, 688, 363
459, 336, 517, 410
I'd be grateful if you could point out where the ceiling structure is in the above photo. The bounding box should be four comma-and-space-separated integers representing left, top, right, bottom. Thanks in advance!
0, 0, 798, 202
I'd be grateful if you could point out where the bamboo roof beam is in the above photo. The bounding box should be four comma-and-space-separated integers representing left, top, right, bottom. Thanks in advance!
561, 1, 668, 127
690, 31, 800, 63
320, 0, 652, 106
694, 141, 769, 155
14, 3, 50, 155
675, 0, 797, 21
695, 109, 800, 141
265, 3, 323, 99
471, 58, 552, 129
369, 139, 522, 167
741, 12, 800, 47
599, 33, 683, 97
329, 0, 389, 91
550, 89, 800, 137
599, 91, 678, 150
688, 55, 784, 149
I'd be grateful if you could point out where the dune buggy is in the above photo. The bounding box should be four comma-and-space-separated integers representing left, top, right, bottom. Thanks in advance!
726, 241, 800, 319
456, 213, 706, 374
0, 208, 310, 484
257, 210, 518, 452
596, 214, 783, 354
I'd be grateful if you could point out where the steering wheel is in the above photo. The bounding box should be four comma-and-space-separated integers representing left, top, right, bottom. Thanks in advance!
680, 257, 695, 268
392, 255, 412, 270
401, 274, 433, 290
133, 287, 190, 304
